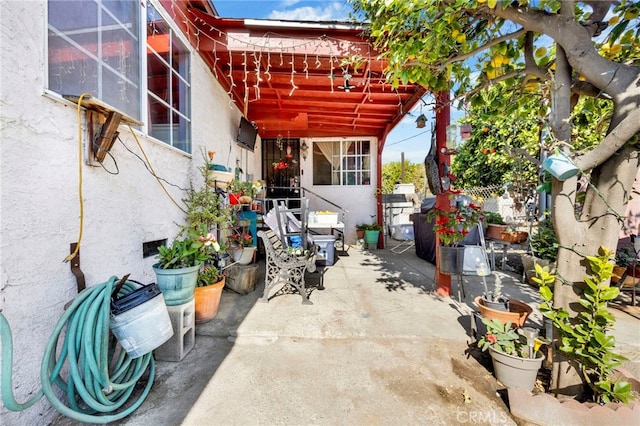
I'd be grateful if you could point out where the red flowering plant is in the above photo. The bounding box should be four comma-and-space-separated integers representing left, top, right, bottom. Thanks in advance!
228, 233, 253, 247
478, 318, 531, 358
426, 191, 483, 247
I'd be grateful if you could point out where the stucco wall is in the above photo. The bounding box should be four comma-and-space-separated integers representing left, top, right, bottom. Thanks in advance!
0, 2, 258, 424
299, 137, 379, 244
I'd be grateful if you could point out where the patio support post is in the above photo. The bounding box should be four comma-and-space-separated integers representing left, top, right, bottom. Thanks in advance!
434, 91, 452, 296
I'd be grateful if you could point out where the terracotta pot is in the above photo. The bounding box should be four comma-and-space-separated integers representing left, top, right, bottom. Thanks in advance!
475, 296, 532, 328
486, 224, 508, 240
500, 231, 528, 244
356, 229, 365, 239
194, 277, 225, 324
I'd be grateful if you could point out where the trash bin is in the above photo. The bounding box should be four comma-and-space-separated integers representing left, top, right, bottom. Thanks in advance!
311, 235, 335, 266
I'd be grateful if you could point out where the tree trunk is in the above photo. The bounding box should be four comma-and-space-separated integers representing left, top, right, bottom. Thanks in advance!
549, 41, 586, 396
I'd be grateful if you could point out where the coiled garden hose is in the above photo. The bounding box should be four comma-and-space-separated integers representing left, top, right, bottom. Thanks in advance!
1, 276, 155, 423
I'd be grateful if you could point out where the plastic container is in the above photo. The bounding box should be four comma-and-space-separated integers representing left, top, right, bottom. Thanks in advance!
311, 235, 335, 266
390, 224, 414, 241
110, 283, 174, 359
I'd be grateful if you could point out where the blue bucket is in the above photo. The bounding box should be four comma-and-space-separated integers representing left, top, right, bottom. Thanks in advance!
542, 153, 579, 181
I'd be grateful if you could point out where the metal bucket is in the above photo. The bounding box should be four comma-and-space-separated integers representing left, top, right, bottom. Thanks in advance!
110, 283, 174, 358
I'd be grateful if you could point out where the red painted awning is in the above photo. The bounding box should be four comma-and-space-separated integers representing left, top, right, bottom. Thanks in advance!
163, 2, 426, 140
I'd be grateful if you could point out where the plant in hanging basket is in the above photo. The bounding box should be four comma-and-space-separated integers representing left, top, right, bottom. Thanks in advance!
427, 190, 482, 247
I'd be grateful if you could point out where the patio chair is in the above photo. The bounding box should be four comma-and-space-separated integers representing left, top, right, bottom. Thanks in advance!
257, 230, 318, 305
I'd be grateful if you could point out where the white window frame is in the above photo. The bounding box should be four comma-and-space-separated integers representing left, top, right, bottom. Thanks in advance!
45, 0, 193, 154
312, 139, 372, 186
145, 0, 192, 153
46, 0, 143, 120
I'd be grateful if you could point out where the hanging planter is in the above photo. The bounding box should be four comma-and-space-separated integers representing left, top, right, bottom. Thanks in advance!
438, 246, 465, 275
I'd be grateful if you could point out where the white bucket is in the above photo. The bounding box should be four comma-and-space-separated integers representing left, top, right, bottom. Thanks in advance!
110, 283, 174, 359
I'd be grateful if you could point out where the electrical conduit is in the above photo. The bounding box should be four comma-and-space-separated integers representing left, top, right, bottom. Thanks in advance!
1, 277, 155, 423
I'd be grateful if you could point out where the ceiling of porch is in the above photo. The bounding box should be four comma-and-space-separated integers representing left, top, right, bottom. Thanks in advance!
162, 1, 427, 140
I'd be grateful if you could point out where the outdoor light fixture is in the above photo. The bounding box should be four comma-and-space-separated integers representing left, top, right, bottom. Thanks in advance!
338, 70, 356, 92
300, 141, 309, 160
415, 114, 427, 129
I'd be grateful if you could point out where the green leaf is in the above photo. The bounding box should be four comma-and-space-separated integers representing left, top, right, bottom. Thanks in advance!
600, 287, 620, 300
539, 285, 553, 301
578, 298, 593, 309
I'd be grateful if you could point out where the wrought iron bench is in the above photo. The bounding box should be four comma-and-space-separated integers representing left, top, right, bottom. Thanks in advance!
257, 230, 318, 305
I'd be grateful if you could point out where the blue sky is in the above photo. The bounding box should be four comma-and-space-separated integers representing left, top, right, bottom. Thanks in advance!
213, 0, 459, 164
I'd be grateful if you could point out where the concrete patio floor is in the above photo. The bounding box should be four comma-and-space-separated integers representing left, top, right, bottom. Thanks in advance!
54, 241, 640, 426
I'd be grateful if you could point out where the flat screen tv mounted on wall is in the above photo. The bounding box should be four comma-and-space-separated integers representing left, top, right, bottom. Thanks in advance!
237, 116, 258, 151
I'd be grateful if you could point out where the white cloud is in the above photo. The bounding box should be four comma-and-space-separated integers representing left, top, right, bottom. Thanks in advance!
268, 2, 350, 21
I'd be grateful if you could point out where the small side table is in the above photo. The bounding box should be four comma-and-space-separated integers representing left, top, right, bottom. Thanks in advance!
486, 238, 510, 271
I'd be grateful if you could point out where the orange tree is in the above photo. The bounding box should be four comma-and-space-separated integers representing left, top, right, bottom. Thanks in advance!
349, 0, 640, 398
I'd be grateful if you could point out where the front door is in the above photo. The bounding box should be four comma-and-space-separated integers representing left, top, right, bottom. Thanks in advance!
262, 137, 301, 200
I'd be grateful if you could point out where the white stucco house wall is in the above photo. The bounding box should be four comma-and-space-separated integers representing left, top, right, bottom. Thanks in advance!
0, 1, 262, 423
0, 1, 391, 423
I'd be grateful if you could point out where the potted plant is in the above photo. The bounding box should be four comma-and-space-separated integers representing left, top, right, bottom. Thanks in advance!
500, 225, 529, 244
483, 211, 508, 240
227, 232, 256, 265
205, 151, 234, 190
184, 151, 234, 235
427, 191, 482, 274
481, 274, 508, 311
193, 233, 226, 324
507, 249, 638, 425
362, 222, 383, 245
195, 264, 225, 324
228, 180, 256, 205
355, 223, 366, 239
153, 230, 209, 306
477, 317, 546, 391
533, 250, 633, 404
475, 274, 533, 326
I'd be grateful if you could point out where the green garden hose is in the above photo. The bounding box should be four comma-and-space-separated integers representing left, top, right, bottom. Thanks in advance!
1, 276, 155, 423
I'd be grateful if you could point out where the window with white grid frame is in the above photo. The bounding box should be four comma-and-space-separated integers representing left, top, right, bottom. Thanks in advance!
146, 1, 191, 152
313, 140, 371, 186
47, 0, 141, 119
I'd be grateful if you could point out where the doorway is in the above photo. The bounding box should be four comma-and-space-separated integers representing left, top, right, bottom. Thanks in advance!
262, 137, 301, 200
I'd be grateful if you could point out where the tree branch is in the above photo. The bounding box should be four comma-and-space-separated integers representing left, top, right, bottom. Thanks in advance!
575, 108, 640, 171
